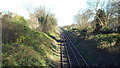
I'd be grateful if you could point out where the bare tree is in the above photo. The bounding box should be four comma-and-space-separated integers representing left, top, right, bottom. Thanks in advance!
74, 9, 94, 26
28, 6, 57, 33
24, 3, 33, 14
105, 0, 120, 32
87, 0, 107, 26
87, 0, 105, 12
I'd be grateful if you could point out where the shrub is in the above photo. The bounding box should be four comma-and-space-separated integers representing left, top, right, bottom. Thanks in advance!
2, 13, 59, 66
100, 26, 112, 34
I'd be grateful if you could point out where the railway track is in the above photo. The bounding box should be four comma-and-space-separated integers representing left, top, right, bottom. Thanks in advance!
60, 29, 89, 68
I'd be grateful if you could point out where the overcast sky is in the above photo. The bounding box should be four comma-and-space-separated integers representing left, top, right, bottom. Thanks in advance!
0, 0, 88, 26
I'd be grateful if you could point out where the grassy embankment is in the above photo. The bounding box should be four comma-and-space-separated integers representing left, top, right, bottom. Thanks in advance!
2, 18, 60, 67
64, 26, 120, 66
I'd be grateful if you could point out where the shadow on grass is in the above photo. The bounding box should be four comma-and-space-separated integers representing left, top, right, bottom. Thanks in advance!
67, 31, 120, 66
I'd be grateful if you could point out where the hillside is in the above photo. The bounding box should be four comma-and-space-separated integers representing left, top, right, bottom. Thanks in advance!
64, 26, 120, 66
2, 12, 60, 67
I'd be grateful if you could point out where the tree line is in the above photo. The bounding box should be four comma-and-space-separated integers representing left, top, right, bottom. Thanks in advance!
1, 6, 59, 66
1, 6, 57, 35
74, 0, 120, 33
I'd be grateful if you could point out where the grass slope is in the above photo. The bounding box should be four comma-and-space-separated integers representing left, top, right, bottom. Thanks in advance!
2, 22, 59, 67
65, 27, 120, 66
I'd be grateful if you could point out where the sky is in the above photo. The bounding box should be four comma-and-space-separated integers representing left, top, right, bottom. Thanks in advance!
0, 0, 88, 26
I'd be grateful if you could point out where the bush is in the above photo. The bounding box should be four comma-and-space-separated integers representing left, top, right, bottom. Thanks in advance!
100, 26, 112, 34
94, 33, 120, 52
2, 13, 59, 66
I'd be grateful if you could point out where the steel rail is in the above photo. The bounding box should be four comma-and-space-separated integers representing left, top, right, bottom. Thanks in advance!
63, 30, 89, 67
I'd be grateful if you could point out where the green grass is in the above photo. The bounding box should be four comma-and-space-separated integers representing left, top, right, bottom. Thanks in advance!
2, 22, 59, 66
93, 33, 120, 52
67, 27, 120, 66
